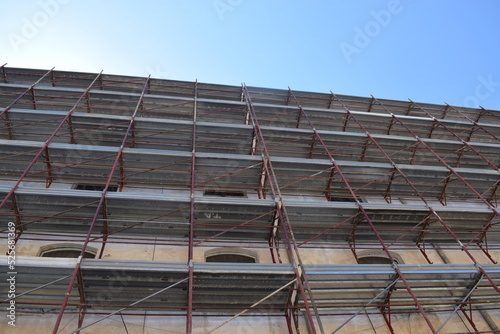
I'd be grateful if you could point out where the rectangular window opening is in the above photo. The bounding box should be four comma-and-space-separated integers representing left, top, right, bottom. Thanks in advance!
75, 184, 118, 192
203, 190, 246, 198
328, 196, 360, 202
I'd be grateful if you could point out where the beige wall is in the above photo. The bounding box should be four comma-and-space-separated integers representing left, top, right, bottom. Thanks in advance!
3, 234, 498, 265
2, 231, 498, 334
1, 309, 497, 334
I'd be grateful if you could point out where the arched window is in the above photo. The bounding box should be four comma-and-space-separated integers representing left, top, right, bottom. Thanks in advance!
356, 250, 404, 265
39, 244, 97, 259
205, 248, 257, 263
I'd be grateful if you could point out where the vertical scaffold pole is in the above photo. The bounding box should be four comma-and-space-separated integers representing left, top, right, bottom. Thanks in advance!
242, 84, 324, 334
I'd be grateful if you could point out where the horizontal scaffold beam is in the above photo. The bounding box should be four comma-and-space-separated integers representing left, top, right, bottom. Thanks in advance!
1, 258, 498, 314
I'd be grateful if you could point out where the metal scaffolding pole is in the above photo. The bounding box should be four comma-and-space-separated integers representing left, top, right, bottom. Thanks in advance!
369, 96, 500, 267
1, 68, 499, 334
52, 76, 150, 334
288, 88, 438, 333
0, 70, 102, 211
332, 277, 400, 334
186, 80, 198, 334
1, 69, 103, 331
408, 99, 499, 170
435, 275, 483, 333
0, 67, 53, 140
67, 277, 189, 334
207, 278, 297, 333
336, 94, 500, 293
444, 103, 500, 142
243, 84, 324, 334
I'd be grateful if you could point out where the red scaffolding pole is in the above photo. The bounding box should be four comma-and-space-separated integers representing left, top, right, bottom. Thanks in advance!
288, 88, 439, 333
243, 84, 324, 334
51, 76, 150, 333
186, 80, 197, 334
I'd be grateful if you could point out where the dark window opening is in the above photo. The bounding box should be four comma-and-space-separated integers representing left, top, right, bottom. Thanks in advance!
359, 256, 392, 264
41, 249, 95, 258
204, 190, 246, 197
358, 256, 394, 264
357, 250, 403, 265
206, 254, 255, 263
75, 184, 118, 192
328, 196, 359, 202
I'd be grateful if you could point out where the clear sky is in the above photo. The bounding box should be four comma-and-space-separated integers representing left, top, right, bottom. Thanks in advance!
1, 0, 500, 110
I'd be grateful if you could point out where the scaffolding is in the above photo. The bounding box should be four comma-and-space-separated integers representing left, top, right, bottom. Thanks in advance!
0, 66, 499, 333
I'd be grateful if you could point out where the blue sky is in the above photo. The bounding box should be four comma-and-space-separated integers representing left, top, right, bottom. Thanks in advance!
2, 0, 500, 109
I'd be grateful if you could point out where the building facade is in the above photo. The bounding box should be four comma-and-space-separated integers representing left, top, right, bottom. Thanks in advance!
0, 66, 499, 333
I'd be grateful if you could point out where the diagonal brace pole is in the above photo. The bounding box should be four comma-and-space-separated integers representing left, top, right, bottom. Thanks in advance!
332, 277, 400, 334
67, 277, 189, 334
208, 278, 297, 333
